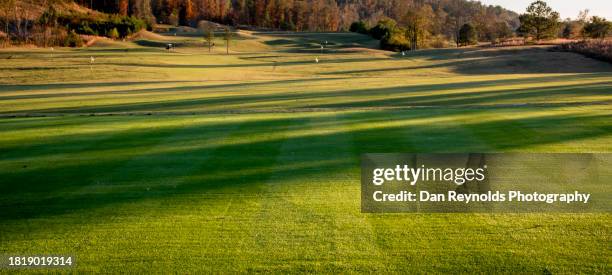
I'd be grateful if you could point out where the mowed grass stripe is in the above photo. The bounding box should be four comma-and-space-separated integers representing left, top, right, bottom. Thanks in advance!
0, 117, 244, 233
401, 109, 496, 153
459, 107, 612, 152
2, 73, 610, 115
145, 114, 294, 272
507, 107, 612, 152
72, 116, 251, 271
1, 115, 292, 272
0, 117, 206, 204
244, 113, 387, 272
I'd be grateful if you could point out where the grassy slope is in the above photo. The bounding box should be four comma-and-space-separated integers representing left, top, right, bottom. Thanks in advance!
0, 31, 611, 273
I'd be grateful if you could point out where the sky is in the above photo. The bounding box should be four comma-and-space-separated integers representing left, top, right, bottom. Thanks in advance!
477, 0, 612, 20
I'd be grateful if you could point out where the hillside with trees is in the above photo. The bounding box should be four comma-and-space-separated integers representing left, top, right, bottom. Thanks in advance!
73, 0, 520, 34
1, 0, 610, 53
7, 1, 519, 39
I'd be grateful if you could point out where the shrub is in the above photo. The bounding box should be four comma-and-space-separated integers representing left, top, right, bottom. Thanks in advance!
369, 19, 397, 40
57, 13, 148, 39
458, 23, 478, 46
0, 31, 8, 47
108, 27, 119, 39
349, 19, 410, 52
427, 35, 450, 48
78, 21, 97, 35
349, 21, 369, 34
280, 20, 296, 31
555, 40, 612, 63
562, 24, 573, 39
582, 16, 612, 39
64, 30, 83, 47
168, 10, 179, 26
380, 31, 410, 52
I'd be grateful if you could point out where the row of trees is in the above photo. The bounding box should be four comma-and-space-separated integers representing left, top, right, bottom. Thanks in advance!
562, 14, 612, 40
72, 0, 611, 41
349, 1, 514, 51
351, 1, 611, 52
518, 1, 611, 41
81, 0, 520, 36
0, 0, 521, 48
1, 0, 609, 49
201, 22, 232, 54
0, 0, 147, 46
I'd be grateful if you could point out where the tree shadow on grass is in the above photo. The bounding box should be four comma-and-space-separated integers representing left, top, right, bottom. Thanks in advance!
101, 56, 384, 70
324, 47, 612, 75
0, 77, 346, 101
261, 32, 379, 53
77, 47, 165, 53
0, 81, 199, 93
3, 74, 609, 114
310, 81, 612, 108
453, 49, 612, 75
0, 108, 609, 226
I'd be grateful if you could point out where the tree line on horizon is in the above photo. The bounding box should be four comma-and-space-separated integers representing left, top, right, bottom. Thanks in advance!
349, 1, 610, 51
0, 0, 520, 48
0, 0, 610, 50
77, 0, 520, 36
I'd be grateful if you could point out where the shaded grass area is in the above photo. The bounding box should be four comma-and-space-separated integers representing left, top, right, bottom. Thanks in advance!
1, 73, 611, 114
0, 32, 611, 272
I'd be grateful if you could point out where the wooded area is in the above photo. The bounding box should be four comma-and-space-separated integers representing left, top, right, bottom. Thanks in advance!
78, 0, 520, 37
1, 0, 610, 50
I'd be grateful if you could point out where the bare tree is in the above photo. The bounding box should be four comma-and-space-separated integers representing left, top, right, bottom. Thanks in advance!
223, 27, 232, 55
200, 22, 214, 52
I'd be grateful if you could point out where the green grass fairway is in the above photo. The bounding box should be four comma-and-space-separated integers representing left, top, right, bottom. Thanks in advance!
1, 31, 611, 273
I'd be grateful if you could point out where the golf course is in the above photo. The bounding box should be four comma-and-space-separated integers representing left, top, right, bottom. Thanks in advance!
0, 30, 611, 272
